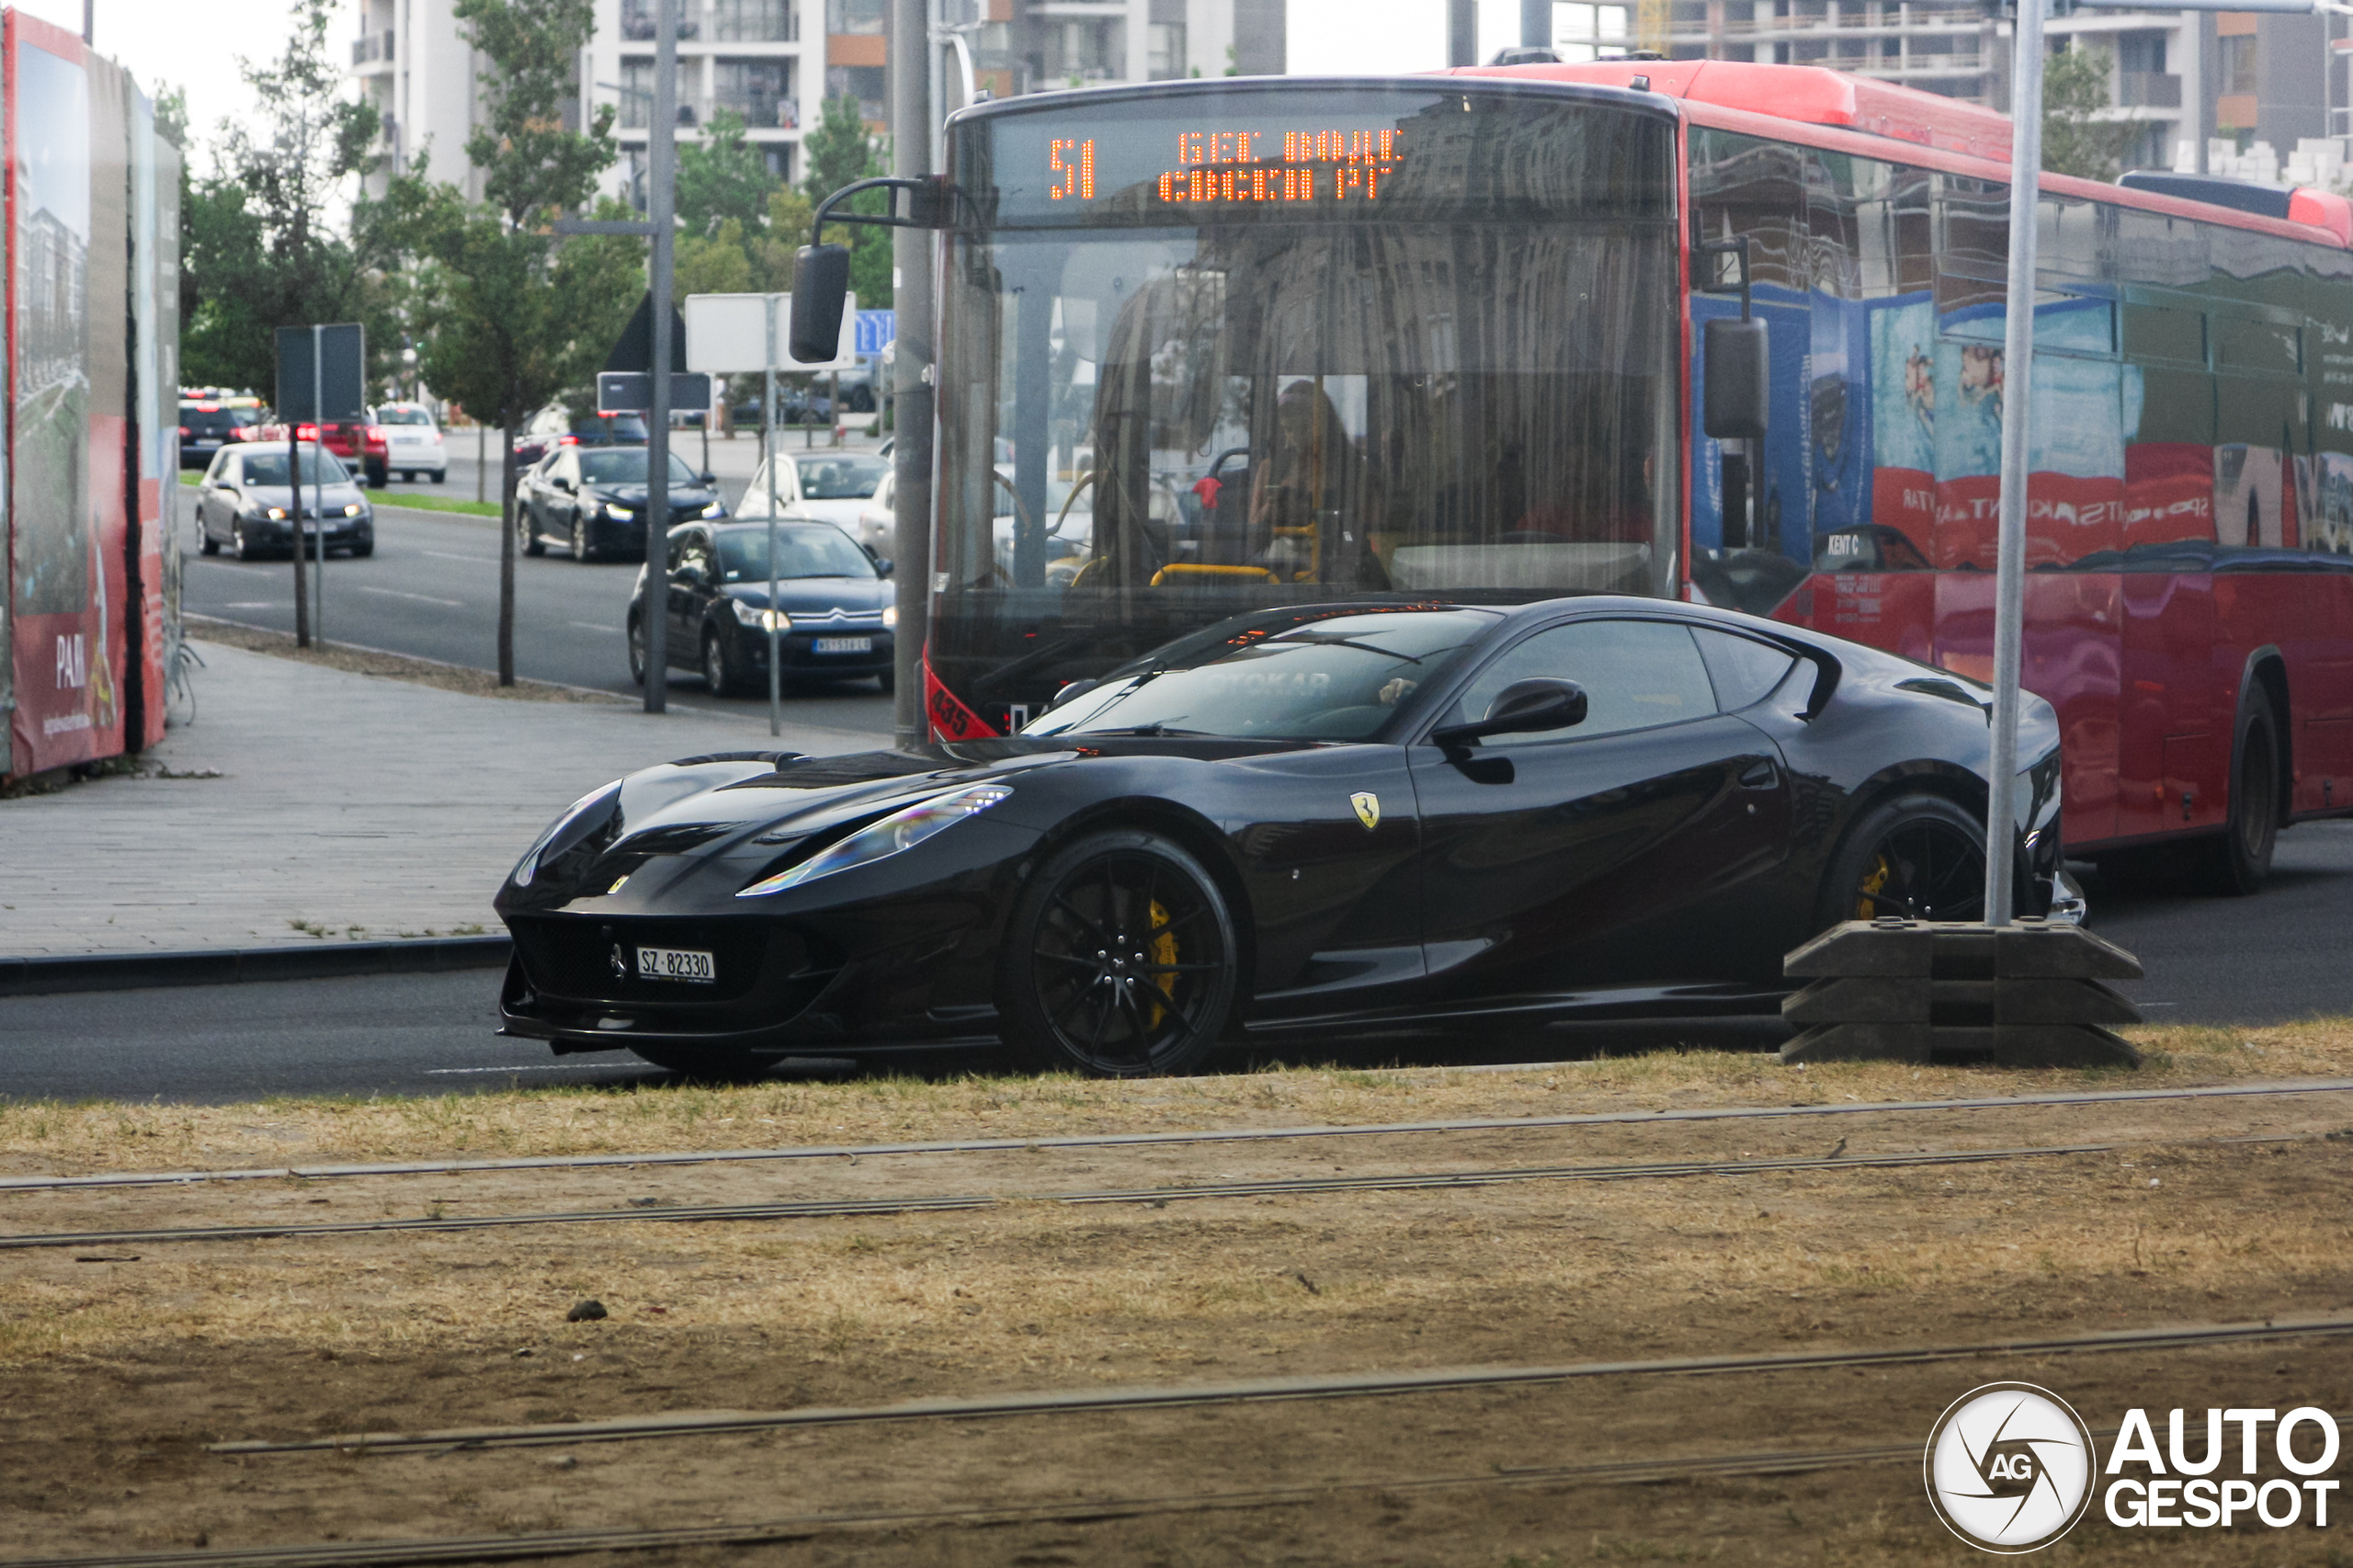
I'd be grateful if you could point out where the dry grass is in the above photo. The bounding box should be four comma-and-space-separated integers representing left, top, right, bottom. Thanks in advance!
187, 619, 627, 705
0, 1019, 2343, 1180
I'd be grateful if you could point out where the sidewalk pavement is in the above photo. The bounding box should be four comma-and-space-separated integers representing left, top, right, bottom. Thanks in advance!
0, 642, 877, 960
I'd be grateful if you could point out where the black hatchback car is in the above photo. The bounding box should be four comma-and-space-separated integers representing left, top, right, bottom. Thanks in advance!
628, 520, 895, 695
517, 447, 725, 562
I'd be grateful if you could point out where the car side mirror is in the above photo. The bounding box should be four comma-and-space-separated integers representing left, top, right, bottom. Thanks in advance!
790, 244, 852, 363
874, 557, 893, 578
554, 476, 574, 492
1703, 317, 1769, 440
1430, 677, 1588, 758
700, 472, 716, 486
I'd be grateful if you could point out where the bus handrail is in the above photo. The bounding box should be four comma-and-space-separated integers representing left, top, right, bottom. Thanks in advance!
1148, 563, 1279, 587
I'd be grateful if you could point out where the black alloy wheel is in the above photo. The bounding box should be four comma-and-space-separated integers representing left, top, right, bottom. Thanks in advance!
627, 615, 648, 686
998, 829, 1239, 1077
702, 628, 741, 696
518, 504, 545, 557
570, 514, 594, 562
2193, 683, 2280, 897
1819, 792, 1987, 928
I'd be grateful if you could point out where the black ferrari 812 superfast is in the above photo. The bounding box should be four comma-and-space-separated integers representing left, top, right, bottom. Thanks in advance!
495, 597, 2075, 1076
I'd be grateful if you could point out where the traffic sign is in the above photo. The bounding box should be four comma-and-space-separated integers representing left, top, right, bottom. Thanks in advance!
855, 310, 896, 355
597, 371, 712, 414
681, 292, 858, 373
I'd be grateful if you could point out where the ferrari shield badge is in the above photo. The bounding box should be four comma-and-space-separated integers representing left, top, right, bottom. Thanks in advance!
1350, 791, 1381, 832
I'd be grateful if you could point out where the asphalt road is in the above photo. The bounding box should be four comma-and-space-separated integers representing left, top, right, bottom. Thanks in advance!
8, 823, 2347, 1104
177, 490, 895, 737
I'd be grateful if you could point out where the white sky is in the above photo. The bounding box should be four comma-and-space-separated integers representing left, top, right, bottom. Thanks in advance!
23, 0, 1514, 168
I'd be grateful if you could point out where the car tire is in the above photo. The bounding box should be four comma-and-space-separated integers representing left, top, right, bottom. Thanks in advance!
1815, 791, 1987, 931
997, 829, 1240, 1078
876, 667, 895, 695
518, 506, 544, 558
571, 515, 595, 562
702, 628, 741, 697
2189, 683, 2280, 897
432, 469, 447, 484
352, 537, 375, 559
199, 528, 220, 557
367, 462, 388, 488
627, 615, 648, 686
232, 520, 261, 562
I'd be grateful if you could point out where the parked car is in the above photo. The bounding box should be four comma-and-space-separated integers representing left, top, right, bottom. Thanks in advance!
625, 519, 895, 699
177, 400, 248, 468
513, 406, 652, 472
515, 446, 724, 562
733, 450, 891, 538
375, 402, 448, 483
497, 598, 2072, 1078
192, 445, 374, 559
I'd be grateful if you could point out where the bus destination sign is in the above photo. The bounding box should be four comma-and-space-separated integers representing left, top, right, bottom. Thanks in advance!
1048, 129, 1404, 207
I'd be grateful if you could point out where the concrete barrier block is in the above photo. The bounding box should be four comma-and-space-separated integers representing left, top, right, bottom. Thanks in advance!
1782, 918, 1937, 979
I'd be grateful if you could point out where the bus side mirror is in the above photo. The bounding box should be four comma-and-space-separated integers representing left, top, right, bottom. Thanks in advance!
790, 244, 852, 363
1703, 317, 1769, 441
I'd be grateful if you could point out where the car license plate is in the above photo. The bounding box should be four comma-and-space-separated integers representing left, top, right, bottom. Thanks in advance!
638, 946, 716, 983
813, 636, 872, 654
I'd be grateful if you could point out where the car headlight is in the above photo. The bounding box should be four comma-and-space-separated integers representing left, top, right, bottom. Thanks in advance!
733, 600, 790, 632
265, 506, 288, 521
700, 501, 725, 518
605, 501, 634, 521
736, 785, 1011, 898
343, 503, 364, 517
512, 781, 623, 888
882, 605, 898, 629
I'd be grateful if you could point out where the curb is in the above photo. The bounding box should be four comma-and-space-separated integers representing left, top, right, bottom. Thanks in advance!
0, 936, 511, 999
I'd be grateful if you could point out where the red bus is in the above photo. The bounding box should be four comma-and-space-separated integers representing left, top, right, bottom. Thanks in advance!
924, 62, 2353, 893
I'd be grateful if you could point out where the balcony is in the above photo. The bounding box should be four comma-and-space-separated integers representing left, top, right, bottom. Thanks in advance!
2118, 71, 2181, 108
349, 29, 393, 71
621, 0, 701, 41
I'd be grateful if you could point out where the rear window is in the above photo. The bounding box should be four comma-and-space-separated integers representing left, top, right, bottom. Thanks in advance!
379, 407, 435, 426
180, 406, 239, 433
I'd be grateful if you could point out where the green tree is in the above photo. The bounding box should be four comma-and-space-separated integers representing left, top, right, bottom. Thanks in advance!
2042, 47, 2139, 183
676, 108, 776, 239
375, 0, 638, 686
801, 94, 891, 307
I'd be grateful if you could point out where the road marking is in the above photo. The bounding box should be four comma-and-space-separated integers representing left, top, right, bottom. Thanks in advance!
187, 560, 276, 574
219, 601, 282, 609
357, 586, 464, 607
568, 621, 621, 633
422, 550, 496, 562
425, 1064, 645, 1075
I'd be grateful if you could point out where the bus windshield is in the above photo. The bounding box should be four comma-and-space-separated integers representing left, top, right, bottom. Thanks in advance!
933, 84, 1678, 730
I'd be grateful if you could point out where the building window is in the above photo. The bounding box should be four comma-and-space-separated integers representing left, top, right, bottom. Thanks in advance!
765, 144, 794, 181
2117, 29, 2165, 74
1045, 17, 1126, 80
711, 0, 796, 41
1148, 20, 1186, 78
825, 0, 885, 33
825, 63, 887, 119
1552, 3, 1631, 62
620, 58, 654, 129
2220, 33, 2256, 96
714, 58, 795, 128
621, 0, 698, 41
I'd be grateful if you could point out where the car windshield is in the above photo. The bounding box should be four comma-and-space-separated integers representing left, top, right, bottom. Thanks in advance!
1027, 608, 1497, 741
379, 407, 434, 426
240, 450, 353, 485
717, 525, 877, 582
794, 453, 889, 499
580, 450, 700, 485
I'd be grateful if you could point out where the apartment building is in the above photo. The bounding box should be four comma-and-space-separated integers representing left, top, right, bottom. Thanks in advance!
347, 0, 490, 202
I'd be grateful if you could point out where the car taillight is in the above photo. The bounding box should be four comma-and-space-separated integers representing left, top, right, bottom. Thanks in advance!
296, 424, 318, 441
559, 434, 579, 445
194, 403, 219, 413
367, 426, 387, 442
177, 426, 190, 438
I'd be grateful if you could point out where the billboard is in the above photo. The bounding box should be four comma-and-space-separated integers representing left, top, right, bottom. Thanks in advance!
3, 11, 173, 778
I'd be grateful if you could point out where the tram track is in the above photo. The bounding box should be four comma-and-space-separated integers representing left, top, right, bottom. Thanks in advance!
4, 1077, 2345, 1196
208, 1313, 2353, 1457
0, 1137, 2192, 1253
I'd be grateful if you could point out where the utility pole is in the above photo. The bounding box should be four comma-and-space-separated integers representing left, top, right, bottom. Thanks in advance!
644, 0, 677, 715
1449, 0, 1478, 65
889, 0, 934, 749
1521, 0, 1550, 49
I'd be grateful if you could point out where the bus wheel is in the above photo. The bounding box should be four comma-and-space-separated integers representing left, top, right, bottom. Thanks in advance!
998, 830, 1238, 1078
2192, 684, 2280, 897
1816, 792, 1986, 930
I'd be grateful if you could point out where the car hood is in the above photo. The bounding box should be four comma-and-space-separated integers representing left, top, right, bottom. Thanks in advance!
242, 483, 370, 510
719, 578, 891, 616
588, 482, 718, 508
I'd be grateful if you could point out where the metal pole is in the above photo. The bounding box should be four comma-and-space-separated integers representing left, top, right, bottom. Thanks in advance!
475, 421, 485, 504
1984, 0, 2045, 926
312, 325, 326, 646
644, 0, 677, 715
765, 295, 782, 737
1522, 0, 1551, 48
890, 0, 934, 749
290, 392, 308, 649
1449, 0, 1478, 64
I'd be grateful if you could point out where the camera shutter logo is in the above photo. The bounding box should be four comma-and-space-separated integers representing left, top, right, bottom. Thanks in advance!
1925, 1382, 2096, 1552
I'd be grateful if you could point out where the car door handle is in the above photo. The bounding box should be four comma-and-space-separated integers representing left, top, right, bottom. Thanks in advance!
1738, 758, 1779, 790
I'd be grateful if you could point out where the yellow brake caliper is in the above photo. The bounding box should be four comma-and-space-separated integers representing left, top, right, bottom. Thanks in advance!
1147, 901, 1178, 1027
1856, 852, 1893, 920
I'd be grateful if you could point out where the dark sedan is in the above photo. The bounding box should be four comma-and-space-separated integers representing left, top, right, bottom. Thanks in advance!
626, 519, 895, 695
517, 447, 724, 562
497, 598, 2075, 1078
